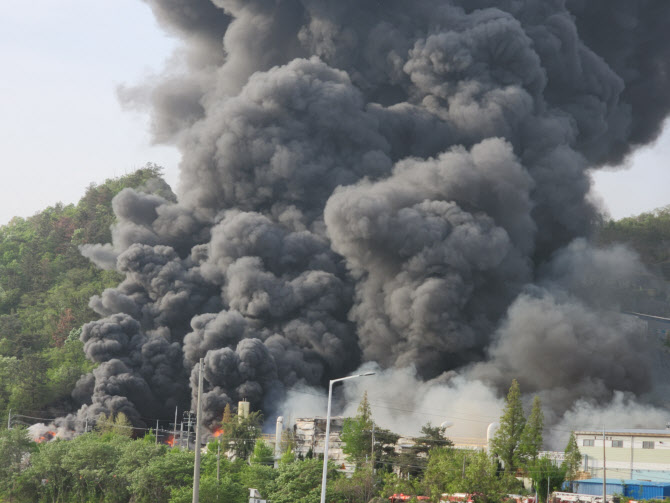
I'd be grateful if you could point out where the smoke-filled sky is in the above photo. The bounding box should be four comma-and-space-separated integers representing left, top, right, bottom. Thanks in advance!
1, 0, 670, 227
8, 0, 670, 449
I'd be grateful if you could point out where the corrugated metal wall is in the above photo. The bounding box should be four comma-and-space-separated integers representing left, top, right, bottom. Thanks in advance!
573, 479, 670, 500
626, 483, 670, 500
573, 480, 623, 496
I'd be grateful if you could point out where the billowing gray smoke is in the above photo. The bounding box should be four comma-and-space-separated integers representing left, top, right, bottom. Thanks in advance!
69, 0, 670, 432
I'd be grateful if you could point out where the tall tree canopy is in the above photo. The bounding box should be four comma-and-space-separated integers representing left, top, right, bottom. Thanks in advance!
519, 396, 544, 464
562, 432, 583, 490
341, 391, 374, 466
491, 379, 526, 474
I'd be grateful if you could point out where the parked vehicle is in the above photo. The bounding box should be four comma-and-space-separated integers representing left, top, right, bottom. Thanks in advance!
389, 493, 431, 501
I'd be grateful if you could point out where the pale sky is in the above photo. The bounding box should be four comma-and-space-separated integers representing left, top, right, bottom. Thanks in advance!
0, 0, 180, 226
0, 0, 668, 227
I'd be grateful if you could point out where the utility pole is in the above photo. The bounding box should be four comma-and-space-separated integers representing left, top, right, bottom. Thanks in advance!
173, 406, 178, 448
183, 411, 194, 450
547, 475, 551, 503
603, 427, 607, 503
180, 422, 184, 449
156, 420, 159, 445
85, 416, 88, 433
192, 358, 204, 503
7, 409, 11, 429
371, 423, 375, 464
217, 440, 221, 482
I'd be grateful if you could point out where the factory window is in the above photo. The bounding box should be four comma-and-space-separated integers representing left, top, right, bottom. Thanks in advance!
612, 440, 623, 448
643, 441, 655, 449
583, 439, 594, 447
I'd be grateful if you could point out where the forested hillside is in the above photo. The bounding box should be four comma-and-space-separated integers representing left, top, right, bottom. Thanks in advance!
598, 206, 670, 269
0, 164, 173, 423
597, 207, 670, 317
1, 164, 670, 426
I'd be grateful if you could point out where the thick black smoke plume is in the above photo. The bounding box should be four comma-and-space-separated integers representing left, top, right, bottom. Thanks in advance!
68, 0, 670, 434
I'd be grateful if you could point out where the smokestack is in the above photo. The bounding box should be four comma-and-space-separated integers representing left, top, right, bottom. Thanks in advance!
274, 416, 284, 468
486, 423, 499, 453
238, 400, 250, 419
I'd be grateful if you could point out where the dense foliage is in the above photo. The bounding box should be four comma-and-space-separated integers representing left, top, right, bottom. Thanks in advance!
490, 379, 526, 474
598, 206, 670, 267
597, 208, 670, 315
0, 383, 579, 503
0, 164, 172, 423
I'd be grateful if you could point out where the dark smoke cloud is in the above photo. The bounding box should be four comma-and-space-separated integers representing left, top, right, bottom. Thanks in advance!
324, 138, 533, 377
67, 0, 670, 433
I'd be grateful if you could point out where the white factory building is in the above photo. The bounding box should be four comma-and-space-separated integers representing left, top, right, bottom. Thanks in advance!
575, 428, 670, 482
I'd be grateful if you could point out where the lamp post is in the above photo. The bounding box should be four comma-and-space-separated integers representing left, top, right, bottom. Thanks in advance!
320, 372, 375, 503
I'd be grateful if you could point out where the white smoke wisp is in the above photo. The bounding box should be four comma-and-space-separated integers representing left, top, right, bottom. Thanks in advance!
548, 391, 670, 450
278, 383, 328, 422
335, 366, 503, 442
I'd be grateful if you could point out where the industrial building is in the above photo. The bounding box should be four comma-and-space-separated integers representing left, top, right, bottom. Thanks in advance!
574, 429, 670, 482
292, 416, 353, 472
572, 479, 670, 500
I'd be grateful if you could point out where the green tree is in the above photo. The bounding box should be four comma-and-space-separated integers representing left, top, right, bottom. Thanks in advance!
562, 432, 583, 491
0, 427, 33, 500
371, 426, 399, 472
395, 422, 451, 479
128, 447, 194, 503
341, 391, 374, 466
519, 396, 544, 464
280, 447, 296, 464
239, 461, 277, 501
24, 439, 73, 503
416, 422, 453, 451
221, 403, 233, 434
59, 433, 129, 502
491, 379, 526, 474
528, 457, 565, 503
95, 411, 134, 437
377, 470, 422, 500
0, 166, 174, 423
8, 353, 49, 413
44, 337, 93, 402
462, 450, 518, 503
114, 437, 166, 489
169, 475, 246, 503
424, 447, 470, 496
333, 464, 376, 503
250, 438, 275, 465
281, 424, 296, 454
267, 458, 340, 503
0, 357, 17, 413
222, 410, 262, 460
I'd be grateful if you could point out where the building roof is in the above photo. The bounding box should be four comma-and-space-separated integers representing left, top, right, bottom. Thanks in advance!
624, 311, 670, 324
575, 429, 670, 437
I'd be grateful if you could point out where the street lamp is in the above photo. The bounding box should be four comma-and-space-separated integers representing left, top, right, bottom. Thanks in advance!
320, 371, 376, 503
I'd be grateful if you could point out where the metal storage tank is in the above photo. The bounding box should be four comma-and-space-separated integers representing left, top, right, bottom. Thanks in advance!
573, 479, 670, 500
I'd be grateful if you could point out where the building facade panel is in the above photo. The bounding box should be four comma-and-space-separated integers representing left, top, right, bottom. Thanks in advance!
574, 430, 670, 482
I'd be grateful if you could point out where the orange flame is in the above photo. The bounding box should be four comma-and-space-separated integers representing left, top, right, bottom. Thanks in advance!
212, 428, 223, 437
166, 435, 175, 447
36, 431, 57, 443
